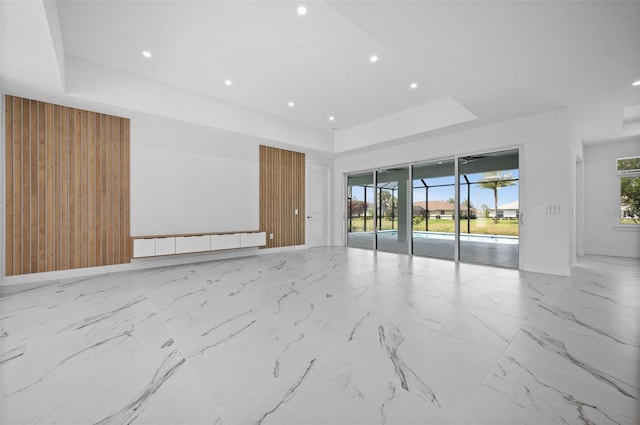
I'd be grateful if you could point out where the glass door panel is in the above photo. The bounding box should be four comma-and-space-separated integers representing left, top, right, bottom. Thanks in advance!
347, 172, 375, 250
458, 150, 519, 268
376, 167, 409, 254
411, 159, 456, 260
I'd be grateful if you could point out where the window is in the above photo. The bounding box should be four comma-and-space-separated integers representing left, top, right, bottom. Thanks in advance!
617, 157, 640, 225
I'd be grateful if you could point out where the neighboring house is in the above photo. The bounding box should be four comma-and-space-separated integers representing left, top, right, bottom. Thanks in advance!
490, 201, 519, 219
413, 201, 476, 219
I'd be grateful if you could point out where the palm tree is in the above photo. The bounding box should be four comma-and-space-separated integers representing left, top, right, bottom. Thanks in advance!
481, 204, 490, 218
447, 197, 473, 208
478, 171, 516, 223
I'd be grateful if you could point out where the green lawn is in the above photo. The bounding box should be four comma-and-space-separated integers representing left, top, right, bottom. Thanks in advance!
348, 217, 519, 236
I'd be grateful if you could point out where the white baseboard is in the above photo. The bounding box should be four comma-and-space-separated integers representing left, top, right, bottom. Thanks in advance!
257, 245, 307, 254
583, 248, 640, 259
521, 262, 571, 277
1, 247, 263, 286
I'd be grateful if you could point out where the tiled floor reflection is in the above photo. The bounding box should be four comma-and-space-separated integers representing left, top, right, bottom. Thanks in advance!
1, 248, 638, 424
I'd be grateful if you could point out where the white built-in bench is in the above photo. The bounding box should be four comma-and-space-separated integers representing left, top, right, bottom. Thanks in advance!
131, 231, 266, 259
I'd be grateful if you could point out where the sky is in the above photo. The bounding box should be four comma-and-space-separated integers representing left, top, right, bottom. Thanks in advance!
349, 169, 519, 210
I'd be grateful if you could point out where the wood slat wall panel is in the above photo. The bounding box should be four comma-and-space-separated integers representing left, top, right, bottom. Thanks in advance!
60, 106, 69, 270
14, 97, 22, 275
29, 100, 38, 273
87, 111, 96, 267
95, 113, 102, 266
80, 109, 87, 269
23, 101, 30, 272
113, 118, 121, 265
37, 101, 46, 272
6, 98, 14, 275
69, 108, 78, 269
106, 114, 113, 264
4, 95, 131, 276
53, 105, 61, 271
45, 102, 54, 271
98, 114, 109, 264
123, 119, 131, 260
259, 145, 305, 248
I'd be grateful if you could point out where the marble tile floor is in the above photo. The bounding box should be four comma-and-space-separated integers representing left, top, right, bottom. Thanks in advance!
1, 247, 638, 424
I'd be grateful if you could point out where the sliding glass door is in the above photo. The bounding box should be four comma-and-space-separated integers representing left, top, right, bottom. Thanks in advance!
345, 149, 519, 269
376, 167, 410, 254
411, 159, 456, 260
347, 172, 375, 250
458, 150, 519, 268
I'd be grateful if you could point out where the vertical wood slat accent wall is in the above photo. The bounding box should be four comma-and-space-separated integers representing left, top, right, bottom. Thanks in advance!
4, 95, 130, 276
259, 145, 305, 248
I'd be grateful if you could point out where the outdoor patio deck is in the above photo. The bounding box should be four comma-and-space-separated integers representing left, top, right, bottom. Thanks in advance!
347, 231, 519, 268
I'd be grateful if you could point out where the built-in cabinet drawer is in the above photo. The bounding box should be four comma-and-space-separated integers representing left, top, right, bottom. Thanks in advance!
241, 232, 266, 247
225, 233, 243, 249
176, 235, 211, 254
210, 233, 241, 250
132, 231, 265, 259
155, 237, 176, 256
192, 235, 211, 252
133, 239, 155, 258
224, 233, 242, 249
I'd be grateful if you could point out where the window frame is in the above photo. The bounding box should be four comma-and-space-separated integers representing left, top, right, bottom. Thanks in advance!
616, 156, 640, 228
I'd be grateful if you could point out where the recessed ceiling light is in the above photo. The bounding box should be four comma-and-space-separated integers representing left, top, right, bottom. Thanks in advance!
633, 80, 640, 87
369, 55, 379, 63
329, 116, 335, 121
297, 5, 307, 16
410, 82, 418, 89
288, 101, 295, 107
142, 50, 152, 58
224, 80, 233, 86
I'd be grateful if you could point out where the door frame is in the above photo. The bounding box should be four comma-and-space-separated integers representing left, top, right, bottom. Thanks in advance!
306, 164, 331, 247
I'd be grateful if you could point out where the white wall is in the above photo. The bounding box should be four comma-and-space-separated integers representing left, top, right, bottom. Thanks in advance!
569, 129, 584, 266
0, 93, 5, 282
333, 109, 575, 276
130, 115, 260, 235
130, 113, 335, 240
583, 137, 640, 258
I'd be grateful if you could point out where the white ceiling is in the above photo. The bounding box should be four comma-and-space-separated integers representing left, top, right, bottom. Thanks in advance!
2, 0, 640, 149
55, 0, 449, 132
330, 1, 640, 122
